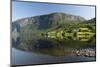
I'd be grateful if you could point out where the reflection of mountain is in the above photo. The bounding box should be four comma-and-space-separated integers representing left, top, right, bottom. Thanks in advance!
12, 12, 86, 32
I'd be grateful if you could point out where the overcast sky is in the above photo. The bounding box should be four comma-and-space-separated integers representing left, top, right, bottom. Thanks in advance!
12, 1, 95, 21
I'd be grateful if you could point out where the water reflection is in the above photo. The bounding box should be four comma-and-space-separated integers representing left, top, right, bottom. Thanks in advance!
12, 48, 95, 65
12, 35, 95, 56
11, 35, 96, 65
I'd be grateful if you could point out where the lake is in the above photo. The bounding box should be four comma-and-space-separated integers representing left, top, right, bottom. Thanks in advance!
11, 47, 95, 66
11, 34, 96, 66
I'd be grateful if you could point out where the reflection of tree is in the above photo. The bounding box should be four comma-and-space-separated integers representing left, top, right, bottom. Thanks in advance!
73, 32, 77, 38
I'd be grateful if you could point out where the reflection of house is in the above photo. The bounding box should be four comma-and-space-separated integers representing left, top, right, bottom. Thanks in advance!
47, 31, 57, 38
76, 28, 94, 41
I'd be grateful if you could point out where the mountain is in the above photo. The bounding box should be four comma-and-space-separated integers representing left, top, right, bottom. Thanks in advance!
87, 17, 96, 23
12, 12, 86, 32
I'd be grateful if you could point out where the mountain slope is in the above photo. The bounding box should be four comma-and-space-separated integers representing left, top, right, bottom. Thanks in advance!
87, 17, 96, 23
12, 12, 86, 32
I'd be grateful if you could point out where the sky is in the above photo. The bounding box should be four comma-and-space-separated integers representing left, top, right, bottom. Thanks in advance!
12, 1, 95, 21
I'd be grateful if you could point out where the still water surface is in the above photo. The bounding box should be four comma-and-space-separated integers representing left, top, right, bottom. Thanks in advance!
11, 35, 96, 65
12, 47, 95, 65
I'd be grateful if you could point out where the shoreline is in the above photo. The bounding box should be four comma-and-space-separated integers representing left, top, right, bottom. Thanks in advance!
73, 48, 96, 57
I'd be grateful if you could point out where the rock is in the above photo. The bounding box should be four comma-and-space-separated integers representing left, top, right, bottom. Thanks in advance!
74, 48, 96, 57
